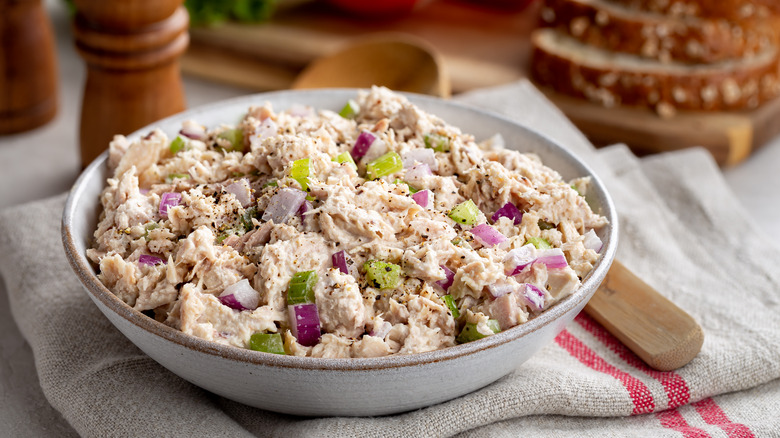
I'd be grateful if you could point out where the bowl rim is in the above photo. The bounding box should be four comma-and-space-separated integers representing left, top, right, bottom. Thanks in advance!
62, 88, 618, 371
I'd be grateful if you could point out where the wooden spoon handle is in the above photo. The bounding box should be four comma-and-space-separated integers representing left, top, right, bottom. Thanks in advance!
584, 260, 704, 371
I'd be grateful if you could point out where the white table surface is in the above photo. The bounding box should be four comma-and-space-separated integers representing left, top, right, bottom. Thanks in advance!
1, 1, 778, 436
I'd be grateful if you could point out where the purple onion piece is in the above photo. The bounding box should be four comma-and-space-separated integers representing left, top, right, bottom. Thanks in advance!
369, 320, 392, 339
138, 254, 165, 266
523, 284, 546, 311
298, 200, 312, 218
505, 244, 537, 276
411, 189, 431, 208
470, 224, 507, 248
351, 131, 376, 159
225, 179, 253, 207
436, 265, 455, 291
535, 248, 568, 269
159, 192, 182, 218
332, 250, 350, 275
218, 279, 260, 311
179, 125, 206, 140
261, 188, 306, 224
288, 303, 321, 347
401, 148, 438, 171
491, 202, 523, 225
583, 229, 603, 252
404, 163, 432, 184
488, 280, 516, 298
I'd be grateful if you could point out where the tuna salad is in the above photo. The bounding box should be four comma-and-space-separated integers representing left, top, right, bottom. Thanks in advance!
87, 87, 608, 358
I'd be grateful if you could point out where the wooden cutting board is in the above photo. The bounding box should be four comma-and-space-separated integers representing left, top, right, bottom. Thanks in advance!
180, 0, 780, 166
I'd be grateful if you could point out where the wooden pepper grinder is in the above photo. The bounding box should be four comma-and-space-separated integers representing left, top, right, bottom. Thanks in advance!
0, 0, 58, 134
73, 0, 189, 166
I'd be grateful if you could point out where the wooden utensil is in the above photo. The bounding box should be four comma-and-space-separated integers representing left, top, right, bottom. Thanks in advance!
291, 33, 451, 98
585, 260, 704, 371
72, 0, 189, 167
0, 0, 58, 134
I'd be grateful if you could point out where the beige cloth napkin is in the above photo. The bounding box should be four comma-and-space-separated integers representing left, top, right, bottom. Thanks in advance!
2, 80, 780, 437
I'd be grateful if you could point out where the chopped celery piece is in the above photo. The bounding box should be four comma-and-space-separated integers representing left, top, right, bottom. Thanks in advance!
169, 136, 186, 154
527, 236, 552, 249
240, 207, 257, 232
538, 220, 555, 230
143, 223, 159, 241
364, 260, 401, 290
571, 184, 582, 196
291, 158, 311, 191
394, 179, 419, 194
287, 270, 318, 305
218, 128, 244, 151
456, 320, 500, 343
165, 173, 190, 183
338, 99, 360, 119
249, 333, 286, 355
264, 180, 278, 188
333, 151, 357, 169
449, 199, 479, 225
424, 133, 450, 152
442, 295, 460, 318
366, 151, 403, 180
216, 230, 234, 243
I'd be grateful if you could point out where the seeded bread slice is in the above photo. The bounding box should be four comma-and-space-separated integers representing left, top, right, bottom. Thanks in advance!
539, 0, 777, 64
530, 28, 780, 116
609, 0, 772, 20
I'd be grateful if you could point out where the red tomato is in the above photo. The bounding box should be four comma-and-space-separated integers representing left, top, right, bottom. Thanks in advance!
326, 0, 423, 17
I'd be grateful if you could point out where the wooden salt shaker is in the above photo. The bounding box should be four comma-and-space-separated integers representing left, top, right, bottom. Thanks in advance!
0, 0, 58, 134
73, 0, 189, 166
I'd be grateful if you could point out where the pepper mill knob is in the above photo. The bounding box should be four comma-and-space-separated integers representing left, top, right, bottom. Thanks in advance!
0, 0, 58, 134
73, 0, 188, 167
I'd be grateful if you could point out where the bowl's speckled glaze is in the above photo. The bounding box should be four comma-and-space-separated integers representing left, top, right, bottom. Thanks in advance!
62, 89, 618, 416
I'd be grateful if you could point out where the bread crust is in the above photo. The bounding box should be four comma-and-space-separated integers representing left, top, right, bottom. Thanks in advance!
530, 29, 780, 116
539, 0, 777, 64
608, 0, 772, 20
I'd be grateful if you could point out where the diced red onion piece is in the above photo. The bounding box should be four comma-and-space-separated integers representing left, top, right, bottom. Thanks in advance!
262, 188, 306, 224
159, 192, 181, 218
179, 125, 206, 140
225, 179, 253, 207
505, 244, 537, 275
404, 163, 432, 184
401, 148, 438, 171
523, 283, 546, 311
351, 131, 376, 159
535, 248, 568, 269
491, 202, 523, 225
251, 118, 278, 148
298, 199, 312, 218
140, 188, 149, 195
488, 279, 516, 298
583, 229, 603, 252
369, 320, 392, 339
436, 265, 455, 291
218, 279, 260, 311
470, 224, 507, 247
288, 303, 321, 347
138, 254, 165, 266
332, 250, 350, 275
411, 189, 432, 208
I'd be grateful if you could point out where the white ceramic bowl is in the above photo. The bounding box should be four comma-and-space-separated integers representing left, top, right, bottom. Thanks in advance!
62, 89, 618, 416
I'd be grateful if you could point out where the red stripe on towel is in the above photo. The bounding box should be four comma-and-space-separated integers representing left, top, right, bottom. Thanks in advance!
555, 329, 655, 414
693, 398, 755, 438
656, 409, 712, 438
574, 313, 691, 408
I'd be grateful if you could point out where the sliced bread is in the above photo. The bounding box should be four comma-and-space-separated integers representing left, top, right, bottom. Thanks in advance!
609, 0, 772, 20
530, 28, 780, 116
539, 0, 777, 64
